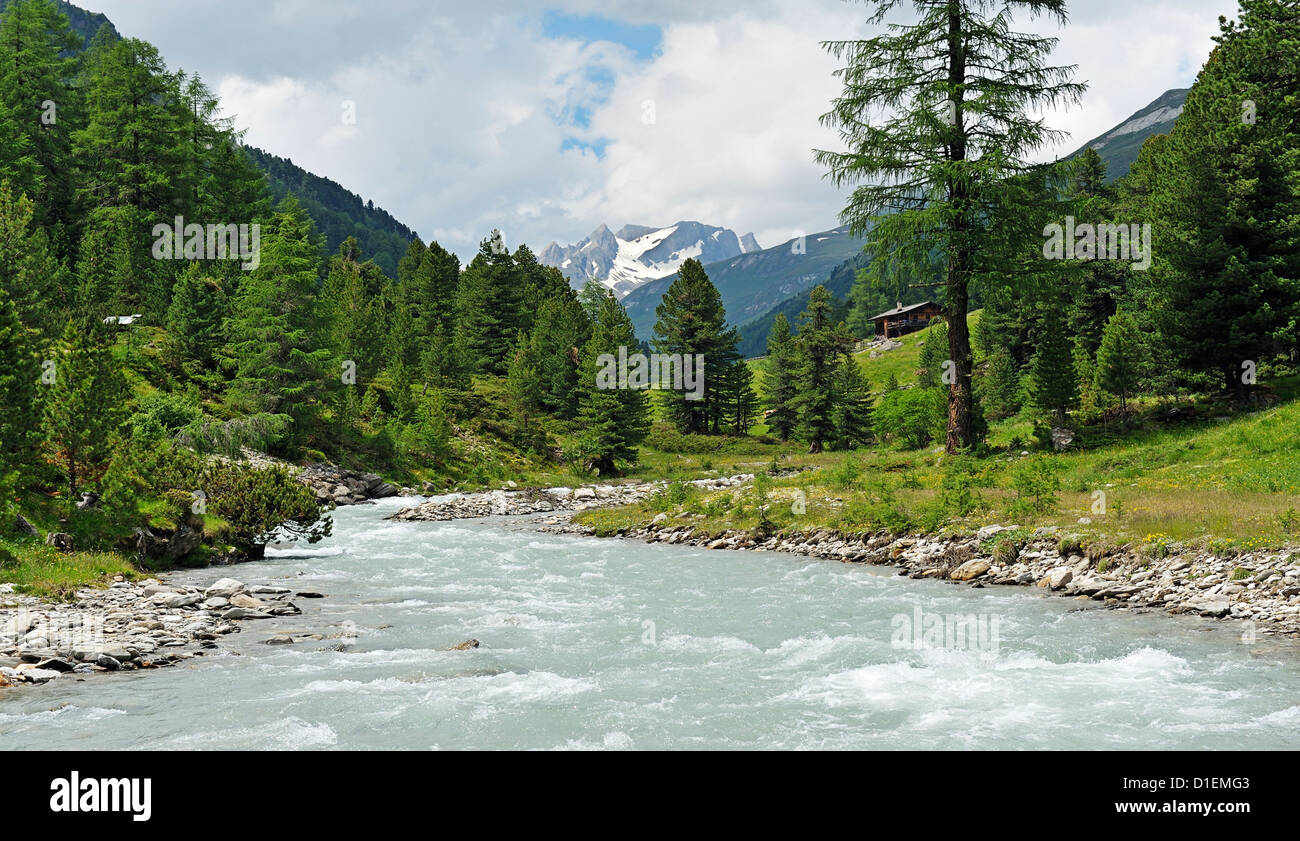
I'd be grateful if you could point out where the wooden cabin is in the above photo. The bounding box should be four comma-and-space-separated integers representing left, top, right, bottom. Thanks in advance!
867, 301, 942, 339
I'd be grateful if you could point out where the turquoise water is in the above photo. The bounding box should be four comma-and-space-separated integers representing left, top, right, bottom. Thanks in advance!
3, 497, 1299, 750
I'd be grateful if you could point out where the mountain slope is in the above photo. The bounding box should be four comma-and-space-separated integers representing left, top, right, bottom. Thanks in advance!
734, 250, 866, 357
0, 0, 116, 46
621, 226, 867, 342
1068, 88, 1188, 181
541, 221, 757, 297
13, 0, 422, 277
243, 146, 419, 277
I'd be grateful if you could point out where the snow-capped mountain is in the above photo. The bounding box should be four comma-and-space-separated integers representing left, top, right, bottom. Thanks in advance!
540, 221, 761, 298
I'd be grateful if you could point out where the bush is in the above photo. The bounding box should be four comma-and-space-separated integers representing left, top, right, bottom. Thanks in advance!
1010, 457, 1062, 516
205, 463, 332, 558
937, 456, 982, 517
0, 547, 17, 569
646, 480, 694, 512
872, 388, 946, 449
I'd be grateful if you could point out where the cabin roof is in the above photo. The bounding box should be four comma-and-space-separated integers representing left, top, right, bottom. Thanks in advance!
867, 301, 937, 321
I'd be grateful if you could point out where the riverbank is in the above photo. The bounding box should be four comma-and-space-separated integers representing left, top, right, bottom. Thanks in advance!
536, 512, 1300, 638
0, 575, 313, 687
386, 475, 753, 522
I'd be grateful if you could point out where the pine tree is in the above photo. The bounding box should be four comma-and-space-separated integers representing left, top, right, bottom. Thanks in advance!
1094, 311, 1144, 414
222, 199, 332, 451
0, 283, 39, 476
455, 234, 523, 375
73, 37, 189, 216
719, 358, 758, 435
652, 258, 740, 434
817, 0, 1084, 451
1148, 0, 1300, 400
831, 355, 873, 450
979, 346, 1022, 421
762, 312, 798, 441
40, 317, 128, 502
525, 293, 589, 418
576, 290, 650, 475
791, 285, 853, 453
1026, 306, 1078, 427
0, 0, 80, 228
0, 179, 64, 340
162, 262, 226, 380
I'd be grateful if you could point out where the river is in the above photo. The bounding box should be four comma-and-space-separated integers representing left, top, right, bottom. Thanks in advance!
3, 497, 1299, 750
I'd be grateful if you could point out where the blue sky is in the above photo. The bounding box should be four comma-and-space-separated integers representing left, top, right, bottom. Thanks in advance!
541, 11, 663, 61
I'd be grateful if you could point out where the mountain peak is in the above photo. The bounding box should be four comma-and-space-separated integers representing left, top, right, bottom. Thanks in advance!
542, 220, 753, 297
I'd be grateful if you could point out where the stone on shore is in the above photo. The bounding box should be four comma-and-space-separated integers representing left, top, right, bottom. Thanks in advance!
950, 560, 991, 581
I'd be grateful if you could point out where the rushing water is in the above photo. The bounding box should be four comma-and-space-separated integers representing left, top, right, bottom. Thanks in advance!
3, 496, 1299, 750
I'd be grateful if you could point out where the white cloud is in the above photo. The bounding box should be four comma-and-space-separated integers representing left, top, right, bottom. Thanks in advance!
87, 0, 1240, 262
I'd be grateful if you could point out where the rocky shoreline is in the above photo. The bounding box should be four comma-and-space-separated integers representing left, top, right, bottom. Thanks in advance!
0, 575, 314, 688
387, 475, 753, 522
536, 515, 1300, 638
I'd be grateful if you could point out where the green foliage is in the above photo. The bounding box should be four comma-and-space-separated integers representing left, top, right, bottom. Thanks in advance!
762, 313, 799, 441
1026, 305, 1079, 426
1010, 457, 1062, 516
40, 318, 129, 502
937, 455, 982, 517
575, 289, 651, 475
204, 462, 331, 557
1094, 311, 1145, 412
791, 285, 854, 452
817, 0, 1084, 450
653, 258, 743, 434
872, 387, 946, 449
978, 346, 1022, 421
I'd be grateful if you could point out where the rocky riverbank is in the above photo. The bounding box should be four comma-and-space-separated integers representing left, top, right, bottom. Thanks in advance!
0, 575, 313, 688
537, 516, 1300, 637
231, 449, 403, 506
387, 475, 754, 522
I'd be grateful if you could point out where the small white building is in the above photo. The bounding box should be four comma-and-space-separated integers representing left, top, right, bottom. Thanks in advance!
103, 313, 144, 326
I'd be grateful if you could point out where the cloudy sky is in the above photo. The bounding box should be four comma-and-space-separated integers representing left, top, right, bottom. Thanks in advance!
86, 0, 1239, 262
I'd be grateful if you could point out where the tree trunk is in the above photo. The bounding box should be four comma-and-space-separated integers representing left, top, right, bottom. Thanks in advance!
943, 4, 975, 454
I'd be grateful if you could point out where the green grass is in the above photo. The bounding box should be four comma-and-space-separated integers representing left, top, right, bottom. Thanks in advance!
0, 538, 137, 601
574, 396, 1300, 553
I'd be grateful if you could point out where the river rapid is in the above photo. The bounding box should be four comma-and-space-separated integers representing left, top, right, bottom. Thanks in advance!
3, 497, 1299, 750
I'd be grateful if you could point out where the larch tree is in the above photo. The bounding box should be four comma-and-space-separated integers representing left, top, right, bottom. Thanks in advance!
816, 0, 1085, 452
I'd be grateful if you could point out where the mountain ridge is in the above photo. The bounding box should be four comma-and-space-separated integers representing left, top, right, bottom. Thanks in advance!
541, 220, 759, 297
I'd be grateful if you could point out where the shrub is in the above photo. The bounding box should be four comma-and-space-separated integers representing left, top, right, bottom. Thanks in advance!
1057, 536, 1083, 557
1010, 457, 1062, 516
647, 480, 693, 512
205, 463, 332, 558
992, 538, 1021, 565
938, 456, 982, 517
872, 388, 946, 449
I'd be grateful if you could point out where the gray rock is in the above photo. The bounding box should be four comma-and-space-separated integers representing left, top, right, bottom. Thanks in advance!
34, 657, 75, 673
1186, 597, 1232, 618
44, 532, 74, 552
205, 578, 245, 598
221, 608, 271, 620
